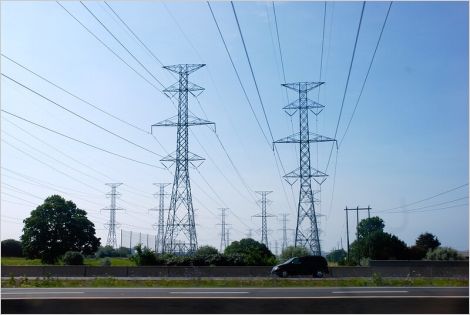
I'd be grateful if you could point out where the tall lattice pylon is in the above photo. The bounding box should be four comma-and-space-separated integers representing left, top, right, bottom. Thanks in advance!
279, 213, 293, 251
149, 183, 170, 253
152, 64, 215, 255
252, 191, 275, 247
274, 82, 336, 255
217, 208, 230, 252
101, 183, 123, 248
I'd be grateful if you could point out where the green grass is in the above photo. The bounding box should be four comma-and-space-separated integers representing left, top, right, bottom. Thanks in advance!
1, 257, 135, 266
2, 277, 468, 288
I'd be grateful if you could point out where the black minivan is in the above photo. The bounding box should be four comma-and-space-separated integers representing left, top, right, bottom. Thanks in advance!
271, 256, 329, 278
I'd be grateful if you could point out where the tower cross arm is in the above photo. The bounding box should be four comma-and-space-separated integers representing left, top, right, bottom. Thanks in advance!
273, 132, 336, 144
282, 81, 324, 92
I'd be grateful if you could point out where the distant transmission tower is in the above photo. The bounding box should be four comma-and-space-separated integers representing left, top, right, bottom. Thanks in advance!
252, 191, 275, 247
217, 208, 230, 252
102, 183, 123, 248
246, 228, 253, 239
149, 183, 170, 253
279, 213, 293, 251
152, 64, 215, 254
274, 82, 336, 255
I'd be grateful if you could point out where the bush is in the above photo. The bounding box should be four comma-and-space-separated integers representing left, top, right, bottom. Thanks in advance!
1, 239, 23, 257
326, 249, 347, 263
280, 246, 310, 262
426, 247, 465, 261
408, 245, 427, 260
195, 246, 219, 257
130, 244, 158, 266
62, 251, 84, 265
224, 238, 276, 266
100, 257, 112, 266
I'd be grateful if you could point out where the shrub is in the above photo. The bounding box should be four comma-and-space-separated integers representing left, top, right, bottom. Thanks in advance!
224, 238, 276, 266
426, 247, 465, 261
62, 251, 84, 265
100, 257, 111, 266
408, 245, 427, 260
95, 246, 129, 258
326, 249, 347, 263
1, 239, 23, 257
130, 244, 158, 266
195, 246, 219, 257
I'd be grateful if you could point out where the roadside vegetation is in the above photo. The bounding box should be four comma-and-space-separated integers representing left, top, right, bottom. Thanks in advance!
2, 276, 467, 288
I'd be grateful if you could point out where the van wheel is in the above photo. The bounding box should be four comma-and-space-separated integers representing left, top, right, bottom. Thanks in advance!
282, 271, 288, 278
315, 271, 323, 278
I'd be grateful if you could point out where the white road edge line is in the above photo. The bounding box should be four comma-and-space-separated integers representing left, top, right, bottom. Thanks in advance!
2, 292, 84, 295
170, 292, 249, 294
332, 290, 408, 294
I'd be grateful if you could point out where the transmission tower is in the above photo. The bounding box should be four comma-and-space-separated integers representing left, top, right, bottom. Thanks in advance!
274, 82, 336, 255
101, 183, 123, 248
246, 228, 253, 239
152, 64, 215, 255
252, 191, 275, 247
226, 228, 231, 246
149, 183, 170, 253
217, 208, 230, 252
279, 213, 293, 251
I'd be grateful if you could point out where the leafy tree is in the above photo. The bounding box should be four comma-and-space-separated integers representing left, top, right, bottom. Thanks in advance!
326, 249, 347, 263
426, 247, 465, 261
1, 239, 23, 257
280, 245, 310, 262
95, 246, 129, 258
416, 232, 441, 252
21, 195, 100, 264
350, 230, 409, 263
224, 238, 276, 266
357, 217, 385, 239
62, 251, 84, 265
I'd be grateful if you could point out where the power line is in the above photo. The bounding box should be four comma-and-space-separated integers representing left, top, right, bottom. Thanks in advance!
207, 2, 271, 147
1, 110, 163, 169
374, 183, 469, 213
382, 203, 468, 215
231, 1, 275, 144
1, 54, 149, 135
80, 1, 166, 89
103, 2, 165, 68
339, 2, 393, 146
56, 1, 164, 93
325, 1, 366, 172
2, 73, 163, 158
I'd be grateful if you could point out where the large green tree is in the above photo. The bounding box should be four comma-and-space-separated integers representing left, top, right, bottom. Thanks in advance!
356, 217, 385, 239
21, 195, 100, 264
224, 238, 276, 266
415, 232, 441, 252
350, 230, 409, 263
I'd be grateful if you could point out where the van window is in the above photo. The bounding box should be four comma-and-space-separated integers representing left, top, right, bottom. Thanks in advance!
291, 258, 301, 264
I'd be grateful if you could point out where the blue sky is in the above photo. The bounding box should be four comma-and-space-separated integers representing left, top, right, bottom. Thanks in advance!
1, 1, 468, 253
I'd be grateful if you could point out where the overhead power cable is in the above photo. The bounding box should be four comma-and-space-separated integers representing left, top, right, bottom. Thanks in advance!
207, 1, 270, 147
374, 183, 469, 213
1, 54, 148, 135
382, 203, 468, 215
80, 1, 166, 89
56, 1, 163, 93
1, 110, 163, 169
325, 1, 366, 172
339, 2, 393, 146
2, 73, 163, 158
231, 1, 275, 144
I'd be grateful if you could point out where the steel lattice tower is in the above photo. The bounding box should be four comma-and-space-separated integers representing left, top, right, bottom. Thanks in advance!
217, 208, 230, 252
149, 183, 170, 253
252, 191, 275, 247
274, 82, 336, 255
152, 64, 214, 255
279, 213, 291, 251
102, 183, 123, 248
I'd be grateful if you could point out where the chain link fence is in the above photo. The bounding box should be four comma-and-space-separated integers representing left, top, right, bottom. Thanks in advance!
120, 229, 158, 254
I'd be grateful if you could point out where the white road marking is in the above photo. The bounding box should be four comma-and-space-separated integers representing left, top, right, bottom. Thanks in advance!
170, 291, 249, 294
2, 291, 84, 295
332, 290, 408, 294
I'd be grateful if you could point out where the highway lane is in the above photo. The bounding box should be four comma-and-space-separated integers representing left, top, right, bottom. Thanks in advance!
2, 287, 468, 313
2, 286, 469, 299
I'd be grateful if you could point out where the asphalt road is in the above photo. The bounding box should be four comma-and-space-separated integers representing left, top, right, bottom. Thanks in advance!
2, 287, 469, 313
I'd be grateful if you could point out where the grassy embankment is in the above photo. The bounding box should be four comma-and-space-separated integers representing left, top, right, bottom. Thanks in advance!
1, 257, 135, 266
2, 277, 468, 288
